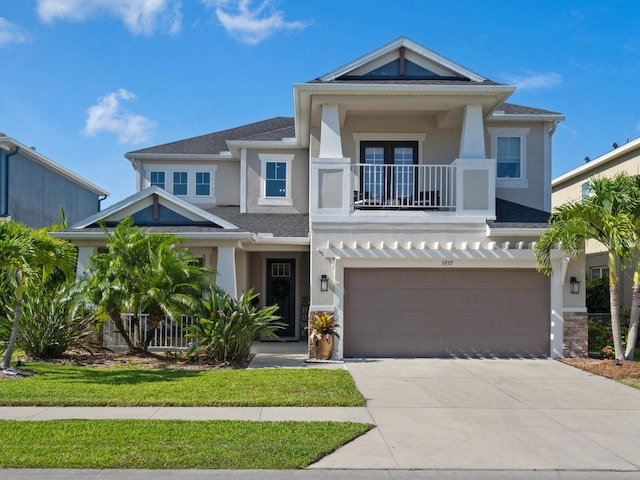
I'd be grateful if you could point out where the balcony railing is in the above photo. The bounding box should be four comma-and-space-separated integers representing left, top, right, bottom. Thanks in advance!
351, 163, 456, 210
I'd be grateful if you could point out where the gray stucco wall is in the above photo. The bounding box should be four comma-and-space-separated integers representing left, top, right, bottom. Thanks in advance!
7, 151, 101, 228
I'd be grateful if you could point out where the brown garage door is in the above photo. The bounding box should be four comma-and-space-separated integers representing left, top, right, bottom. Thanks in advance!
344, 268, 550, 358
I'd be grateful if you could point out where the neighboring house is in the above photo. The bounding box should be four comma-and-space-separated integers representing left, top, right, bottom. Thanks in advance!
58, 37, 585, 359
0, 133, 108, 228
552, 137, 640, 310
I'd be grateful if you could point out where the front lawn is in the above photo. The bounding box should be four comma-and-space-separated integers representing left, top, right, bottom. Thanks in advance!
0, 363, 365, 406
0, 419, 372, 469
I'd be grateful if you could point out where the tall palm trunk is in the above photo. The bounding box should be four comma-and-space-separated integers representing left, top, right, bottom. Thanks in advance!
625, 272, 640, 360
1, 270, 24, 369
609, 252, 624, 361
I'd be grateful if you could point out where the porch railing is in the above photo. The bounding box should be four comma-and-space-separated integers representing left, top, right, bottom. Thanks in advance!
103, 314, 195, 350
351, 163, 456, 209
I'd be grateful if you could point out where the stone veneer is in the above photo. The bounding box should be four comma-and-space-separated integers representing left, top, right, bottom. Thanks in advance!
563, 311, 588, 357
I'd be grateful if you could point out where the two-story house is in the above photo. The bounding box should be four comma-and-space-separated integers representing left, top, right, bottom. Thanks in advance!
0, 133, 108, 228
59, 37, 585, 359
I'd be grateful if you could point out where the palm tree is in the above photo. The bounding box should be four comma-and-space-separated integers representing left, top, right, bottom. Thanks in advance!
83, 217, 211, 354
535, 174, 637, 361
0, 221, 76, 369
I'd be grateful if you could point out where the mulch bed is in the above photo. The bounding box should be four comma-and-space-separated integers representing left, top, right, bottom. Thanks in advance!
0, 351, 250, 379
561, 357, 640, 379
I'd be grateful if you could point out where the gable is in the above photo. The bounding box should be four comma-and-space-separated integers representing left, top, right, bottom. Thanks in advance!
317, 37, 487, 83
94, 204, 220, 228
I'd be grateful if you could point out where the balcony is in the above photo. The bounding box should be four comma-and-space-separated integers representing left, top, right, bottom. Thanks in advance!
311, 157, 495, 220
351, 163, 456, 210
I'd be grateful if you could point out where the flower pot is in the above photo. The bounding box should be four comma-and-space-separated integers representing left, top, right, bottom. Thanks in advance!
315, 334, 334, 360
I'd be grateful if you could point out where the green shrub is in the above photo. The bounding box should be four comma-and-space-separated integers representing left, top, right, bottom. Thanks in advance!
17, 283, 94, 358
588, 317, 629, 358
586, 277, 609, 313
187, 287, 284, 362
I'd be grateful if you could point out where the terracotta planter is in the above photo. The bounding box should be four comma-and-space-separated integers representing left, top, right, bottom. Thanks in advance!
315, 334, 334, 360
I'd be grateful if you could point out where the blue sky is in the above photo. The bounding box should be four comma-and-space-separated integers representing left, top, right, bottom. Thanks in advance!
2, 1, 640, 207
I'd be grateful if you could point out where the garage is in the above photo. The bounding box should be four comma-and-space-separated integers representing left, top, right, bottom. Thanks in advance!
343, 268, 550, 358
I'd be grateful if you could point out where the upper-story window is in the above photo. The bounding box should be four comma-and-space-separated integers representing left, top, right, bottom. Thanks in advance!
489, 127, 530, 188
581, 181, 590, 201
259, 154, 294, 206
149, 171, 165, 189
173, 172, 188, 195
589, 266, 609, 280
196, 172, 210, 196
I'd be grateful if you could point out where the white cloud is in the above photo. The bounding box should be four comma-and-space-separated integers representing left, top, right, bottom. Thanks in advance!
205, 0, 309, 45
83, 89, 156, 145
37, 0, 182, 35
0, 17, 31, 46
502, 71, 563, 90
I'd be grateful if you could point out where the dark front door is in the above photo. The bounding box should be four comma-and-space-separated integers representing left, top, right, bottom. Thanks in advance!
266, 259, 296, 339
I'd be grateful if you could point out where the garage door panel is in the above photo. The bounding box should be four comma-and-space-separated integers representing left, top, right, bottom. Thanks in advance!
344, 268, 549, 358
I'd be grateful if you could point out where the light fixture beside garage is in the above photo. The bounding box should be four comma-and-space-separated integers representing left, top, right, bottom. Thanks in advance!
570, 276, 580, 294
320, 274, 329, 292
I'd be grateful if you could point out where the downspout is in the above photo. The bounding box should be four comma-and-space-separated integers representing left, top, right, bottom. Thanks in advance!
98, 195, 107, 211
1, 146, 19, 217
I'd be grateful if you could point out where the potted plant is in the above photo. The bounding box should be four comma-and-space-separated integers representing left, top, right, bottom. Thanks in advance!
308, 312, 339, 360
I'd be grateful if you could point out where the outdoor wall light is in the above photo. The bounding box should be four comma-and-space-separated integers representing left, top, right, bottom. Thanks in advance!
320, 274, 329, 292
570, 276, 580, 294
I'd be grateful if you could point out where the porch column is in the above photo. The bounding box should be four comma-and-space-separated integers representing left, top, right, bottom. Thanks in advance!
76, 246, 96, 277
319, 104, 343, 158
216, 246, 237, 298
549, 257, 566, 359
459, 104, 486, 159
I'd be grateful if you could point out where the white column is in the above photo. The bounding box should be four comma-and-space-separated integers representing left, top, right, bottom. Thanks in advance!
459, 105, 486, 159
549, 258, 566, 359
216, 246, 237, 298
240, 148, 247, 213
319, 104, 343, 158
76, 246, 96, 277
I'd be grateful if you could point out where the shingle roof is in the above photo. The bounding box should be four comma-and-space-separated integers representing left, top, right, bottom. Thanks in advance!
205, 206, 309, 238
489, 198, 550, 228
500, 103, 562, 116
127, 117, 295, 156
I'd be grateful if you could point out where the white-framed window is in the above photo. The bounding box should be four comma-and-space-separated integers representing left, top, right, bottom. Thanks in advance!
196, 172, 210, 196
149, 171, 165, 189
173, 172, 188, 195
590, 266, 609, 280
489, 127, 530, 188
581, 181, 590, 201
259, 154, 294, 206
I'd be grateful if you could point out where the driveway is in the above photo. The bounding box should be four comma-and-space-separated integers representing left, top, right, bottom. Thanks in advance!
310, 358, 640, 471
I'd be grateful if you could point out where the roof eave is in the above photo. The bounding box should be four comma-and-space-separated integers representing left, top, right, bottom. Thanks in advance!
0, 137, 109, 196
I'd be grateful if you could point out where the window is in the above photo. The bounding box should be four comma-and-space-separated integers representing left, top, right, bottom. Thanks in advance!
590, 266, 609, 280
581, 181, 590, 201
149, 171, 165, 189
266, 162, 287, 197
196, 172, 210, 196
489, 128, 529, 188
496, 137, 521, 178
173, 172, 187, 195
259, 154, 294, 206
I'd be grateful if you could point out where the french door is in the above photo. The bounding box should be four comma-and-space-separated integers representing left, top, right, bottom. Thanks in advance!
360, 141, 418, 204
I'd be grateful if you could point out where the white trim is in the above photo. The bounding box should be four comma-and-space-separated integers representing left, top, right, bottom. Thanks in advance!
259, 153, 294, 206
352, 133, 426, 163
318, 37, 487, 82
240, 148, 247, 213
552, 136, 640, 188
489, 127, 530, 188
563, 307, 588, 313
68, 186, 237, 229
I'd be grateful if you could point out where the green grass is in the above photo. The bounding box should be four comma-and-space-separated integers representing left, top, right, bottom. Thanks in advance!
0, 419, 372, 469
0, 363, 365, 406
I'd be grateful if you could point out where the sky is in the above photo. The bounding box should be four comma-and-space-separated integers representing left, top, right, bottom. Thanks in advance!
2, 0, 640, 207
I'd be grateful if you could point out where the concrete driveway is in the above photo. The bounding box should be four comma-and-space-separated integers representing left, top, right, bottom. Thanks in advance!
310, 358, 640, 471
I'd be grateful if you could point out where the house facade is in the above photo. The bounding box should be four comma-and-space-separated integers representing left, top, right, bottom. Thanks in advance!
59, 37, 585, 359
552, 137, 640, 310
0, 133, 108, 228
